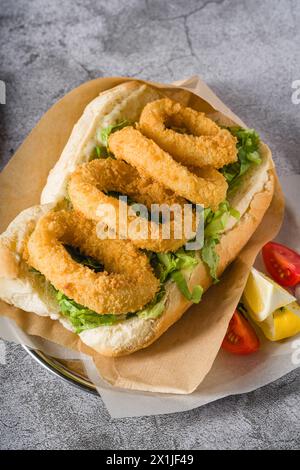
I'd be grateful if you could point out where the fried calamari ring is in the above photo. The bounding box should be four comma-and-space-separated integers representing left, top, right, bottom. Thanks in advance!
108, 126, 228, 209
139, 98, 237, 169
68, 159, 193, 252
26, 210, 159, 314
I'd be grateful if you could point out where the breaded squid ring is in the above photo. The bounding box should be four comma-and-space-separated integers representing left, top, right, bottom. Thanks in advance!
139, 98, 238, 169
26, 210, 159, 314
68, 159, 193, 252
108, 126, 228, 209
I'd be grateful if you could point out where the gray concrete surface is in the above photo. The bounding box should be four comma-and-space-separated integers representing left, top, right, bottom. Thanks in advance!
0, 0, 299, 450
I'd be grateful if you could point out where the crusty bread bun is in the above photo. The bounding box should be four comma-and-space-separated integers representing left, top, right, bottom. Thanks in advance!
41, 81, 163, 205
0, 81, 275, 356
0, 204, 62, 320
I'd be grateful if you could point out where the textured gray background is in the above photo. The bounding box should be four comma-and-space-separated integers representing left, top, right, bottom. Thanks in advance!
0, 0, 299, 450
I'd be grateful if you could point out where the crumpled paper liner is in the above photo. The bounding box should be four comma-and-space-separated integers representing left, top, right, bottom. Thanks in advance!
0, 76, 284, 395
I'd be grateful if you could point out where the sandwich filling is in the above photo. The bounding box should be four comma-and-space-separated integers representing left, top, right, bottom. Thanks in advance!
27, 124, 266, 334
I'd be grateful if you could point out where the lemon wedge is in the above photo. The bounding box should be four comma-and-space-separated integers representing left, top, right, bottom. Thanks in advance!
260, 302, 300, 341
242, 268, 300, 341
242, 268, 296, 322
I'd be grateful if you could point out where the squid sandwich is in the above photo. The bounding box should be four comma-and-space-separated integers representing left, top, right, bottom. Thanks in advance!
0, 81, 274, 356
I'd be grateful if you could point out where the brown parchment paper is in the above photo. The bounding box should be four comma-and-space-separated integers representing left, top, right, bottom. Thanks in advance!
0, 76, 284, 394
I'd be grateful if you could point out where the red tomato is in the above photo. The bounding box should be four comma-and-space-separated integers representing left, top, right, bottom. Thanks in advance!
222, 310, 260, 355
262, 242, 300, 287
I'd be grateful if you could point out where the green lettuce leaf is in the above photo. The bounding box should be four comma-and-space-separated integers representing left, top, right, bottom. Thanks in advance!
57, 289, 167, 332
156, 249, 198, 283
221, 127, 261, 191
204, 201, 240, 239
171, 271, 203, 303
202, 127, 262, 280
91, 120, 131, 160
174, 247, 199, 270
201, 238, 220, 283
137, 289, 166, 319
90, 145, 109, 160
201, 201, 240, 283
56, 291, 124, 333
100, 120, 131, 147
155, 250, 202, 303
155, 252, 178, 283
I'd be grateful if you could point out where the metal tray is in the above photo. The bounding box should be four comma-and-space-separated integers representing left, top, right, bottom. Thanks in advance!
23, 345, 98, 395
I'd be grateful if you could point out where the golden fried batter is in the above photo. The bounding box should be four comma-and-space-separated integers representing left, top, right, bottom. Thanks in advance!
109, 126, 228, 209
68, 159, 192, 252
26, 210, 159, 314
139, 98, 237, 168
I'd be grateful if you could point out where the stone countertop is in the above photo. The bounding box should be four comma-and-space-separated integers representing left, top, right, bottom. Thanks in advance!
0, 0, 299, 450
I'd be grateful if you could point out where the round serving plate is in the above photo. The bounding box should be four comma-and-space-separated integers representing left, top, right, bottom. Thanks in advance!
22, 345, 98, 395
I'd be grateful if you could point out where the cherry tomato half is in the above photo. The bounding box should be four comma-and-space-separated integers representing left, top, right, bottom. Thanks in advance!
222, 309, 260, 355
262, 242, 300, 287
